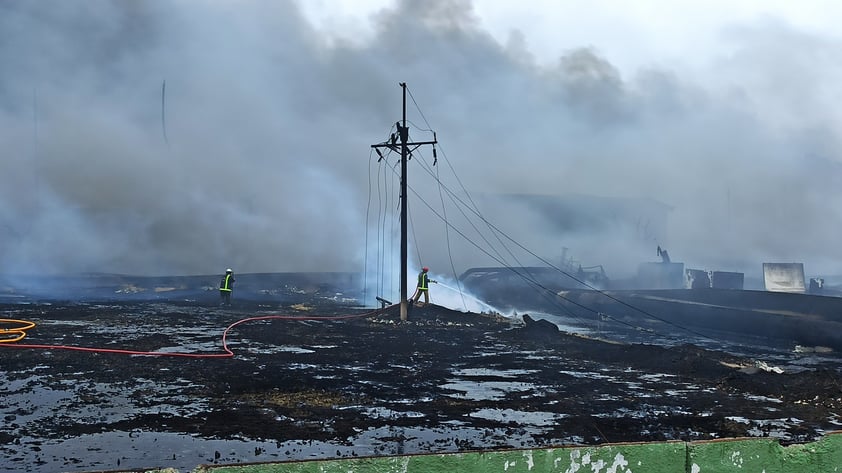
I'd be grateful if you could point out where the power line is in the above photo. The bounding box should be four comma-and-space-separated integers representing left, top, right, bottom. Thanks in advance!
370, 83, 438, 321
434, 160, 467, 311
161, 79, 169, 147
401, 86, 720, 343
362, 84, 719, 344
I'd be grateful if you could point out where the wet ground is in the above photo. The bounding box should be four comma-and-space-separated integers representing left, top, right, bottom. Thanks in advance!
2, 274, 842, 472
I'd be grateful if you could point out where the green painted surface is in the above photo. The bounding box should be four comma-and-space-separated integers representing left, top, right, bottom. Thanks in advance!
119, 433, 842, 473
198, 442, 686, 473
688, 435, 842, 473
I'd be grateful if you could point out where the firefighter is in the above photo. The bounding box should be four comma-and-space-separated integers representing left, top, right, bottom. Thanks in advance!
409, 266, 437, 306
219, 268, 235, 306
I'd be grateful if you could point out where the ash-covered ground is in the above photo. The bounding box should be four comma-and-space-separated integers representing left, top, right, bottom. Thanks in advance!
2, 273, 842, 472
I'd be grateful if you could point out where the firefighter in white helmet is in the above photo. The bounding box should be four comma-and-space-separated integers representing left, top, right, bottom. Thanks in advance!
219, 268, 235, 306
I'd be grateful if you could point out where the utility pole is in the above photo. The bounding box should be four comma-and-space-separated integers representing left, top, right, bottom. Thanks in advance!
371, 83, 437, 321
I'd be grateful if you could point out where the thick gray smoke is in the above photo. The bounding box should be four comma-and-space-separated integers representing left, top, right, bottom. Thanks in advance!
2, 0, 841, 280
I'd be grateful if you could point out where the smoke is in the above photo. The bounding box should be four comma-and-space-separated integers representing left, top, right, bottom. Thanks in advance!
2, 0, 842, 282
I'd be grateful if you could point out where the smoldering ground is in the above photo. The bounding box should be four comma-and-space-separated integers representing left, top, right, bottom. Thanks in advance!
4, 289, 842, 473
2, 0, 842, 282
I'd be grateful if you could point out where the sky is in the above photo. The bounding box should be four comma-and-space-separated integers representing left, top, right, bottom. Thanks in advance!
3, 0, 842, 286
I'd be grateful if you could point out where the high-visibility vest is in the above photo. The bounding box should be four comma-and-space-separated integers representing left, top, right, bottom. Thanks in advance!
220, 274, 234, 292
417, 272, 429, 290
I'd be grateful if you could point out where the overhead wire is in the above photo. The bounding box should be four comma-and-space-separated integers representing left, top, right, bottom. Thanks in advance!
409, 146, 583, 315
372, 117, 446, 303
405, 88, 582, 318
435, 161, 468, 311
411, 147, 522, 270
388, 158, 400, 298
368, 125, 407, 304
376, 152, 386, 297
380, 154, 389, 297
403, 90, 587, 319
410, 145, 716, 342
402, 85, 720, 343
406, 86, 548, 274
401, 166, 613, 325
365, 123, 403, 305
374, 133, 626, 333
161, 79, 169, 147
381, 153, 399, 299
365, 143, 395, 303
363, 148, 375, 304
382, 141, 586, 317
404, 88, 482, 310
408, 203, 423, 268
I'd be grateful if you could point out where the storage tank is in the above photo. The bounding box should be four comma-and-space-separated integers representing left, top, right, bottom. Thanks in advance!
763, 263, 805, 293
637, 262, 685, 289
711, 271, 744, 290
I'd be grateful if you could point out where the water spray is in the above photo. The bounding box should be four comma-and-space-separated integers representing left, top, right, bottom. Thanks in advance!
432, 281, 508, 316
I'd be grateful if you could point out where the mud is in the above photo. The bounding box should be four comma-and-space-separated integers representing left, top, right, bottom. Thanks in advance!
2, 281, 842, 472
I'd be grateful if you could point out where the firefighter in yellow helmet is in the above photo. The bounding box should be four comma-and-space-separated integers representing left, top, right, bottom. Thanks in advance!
409, 266, 437, 306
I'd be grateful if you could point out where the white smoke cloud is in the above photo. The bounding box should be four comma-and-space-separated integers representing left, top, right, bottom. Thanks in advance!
2, 0, 841, 283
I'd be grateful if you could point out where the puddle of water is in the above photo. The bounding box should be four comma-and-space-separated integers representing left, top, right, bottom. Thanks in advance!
468, 408, 569, 426
558, 370, 612, 380
0, 372, 211, 431
452, 368, 538, 378
362, 407, 426, 419
745, 394, 783, 403
247, 345, 316, 354
438, 379, 536, 401
725, 416, 804, 441
0, 422, 573, 472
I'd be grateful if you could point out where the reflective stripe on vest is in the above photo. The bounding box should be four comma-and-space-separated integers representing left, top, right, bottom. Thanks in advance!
221, 274, 233, 291
418, 272, 428, 290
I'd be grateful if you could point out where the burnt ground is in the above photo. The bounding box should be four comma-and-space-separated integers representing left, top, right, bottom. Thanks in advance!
2, 279, 842, 472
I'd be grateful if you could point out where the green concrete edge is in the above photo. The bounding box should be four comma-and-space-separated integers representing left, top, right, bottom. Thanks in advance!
195, 441, 686, 473
129, 431, 842, 473
688, 433, 842, 473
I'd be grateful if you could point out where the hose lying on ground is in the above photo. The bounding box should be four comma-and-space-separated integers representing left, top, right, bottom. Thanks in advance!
0, 308, 387, 358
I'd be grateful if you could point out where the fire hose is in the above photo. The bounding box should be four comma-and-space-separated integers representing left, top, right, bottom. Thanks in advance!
0, 308, 387, 358
0, 319, 37, 343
